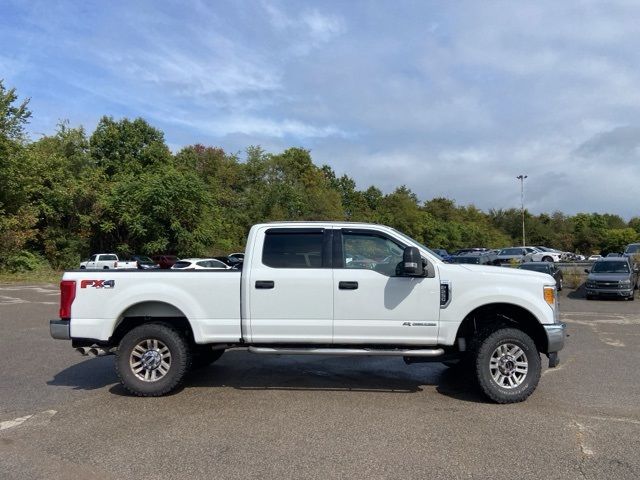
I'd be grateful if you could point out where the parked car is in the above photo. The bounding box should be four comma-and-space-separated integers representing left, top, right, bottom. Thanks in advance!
212, 256, 244, 269
452, 248, 490, 256
171, 258, 231, 270
587, 254, 602, 262
449, 251, 496, 265
519, 262, 563, 290
51, 221, 566, 403
228, 252, 244, 262
432, 249, 452, 262
534, 246, 571, 261
525, 247, 563, 263
494, 247, 539, 265
79, 254, 120, 270
623, 243, 640, 262
151, 255, 179, 269
130, 255, 160, 269
584, 257, 639, 300
606, 252, 622, 258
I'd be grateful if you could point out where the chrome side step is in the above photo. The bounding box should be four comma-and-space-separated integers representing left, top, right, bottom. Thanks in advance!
247, 346, 444, 357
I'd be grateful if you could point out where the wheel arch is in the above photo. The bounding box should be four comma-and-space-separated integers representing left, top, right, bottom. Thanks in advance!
110, 301, 196, 346
454, 302, 548, 353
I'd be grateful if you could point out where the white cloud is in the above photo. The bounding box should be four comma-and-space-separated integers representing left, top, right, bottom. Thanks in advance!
5, 0, 640, 218
171, 115, 347, 139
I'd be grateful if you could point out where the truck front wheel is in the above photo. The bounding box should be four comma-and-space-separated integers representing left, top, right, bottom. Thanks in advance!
474, 328, 541, 404
115, 323, 191, 396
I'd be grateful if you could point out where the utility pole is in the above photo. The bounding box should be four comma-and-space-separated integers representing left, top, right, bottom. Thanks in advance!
516, 175, 528, 246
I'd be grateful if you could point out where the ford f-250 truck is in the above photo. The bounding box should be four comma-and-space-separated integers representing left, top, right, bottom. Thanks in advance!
50, 222, 566, 403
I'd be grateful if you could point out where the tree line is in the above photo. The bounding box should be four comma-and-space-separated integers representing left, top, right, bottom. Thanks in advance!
1, 81, 638, 272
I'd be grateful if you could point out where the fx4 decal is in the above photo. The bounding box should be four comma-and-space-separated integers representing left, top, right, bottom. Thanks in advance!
80, 279, 115, 289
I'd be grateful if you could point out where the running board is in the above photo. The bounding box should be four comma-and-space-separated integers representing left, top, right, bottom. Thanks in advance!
247, 346, 444, 357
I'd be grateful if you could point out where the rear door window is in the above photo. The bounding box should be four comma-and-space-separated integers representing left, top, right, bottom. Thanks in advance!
262, 232, 324, 268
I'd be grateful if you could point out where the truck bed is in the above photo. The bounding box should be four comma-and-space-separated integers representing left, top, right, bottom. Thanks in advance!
63, 269, 242, 344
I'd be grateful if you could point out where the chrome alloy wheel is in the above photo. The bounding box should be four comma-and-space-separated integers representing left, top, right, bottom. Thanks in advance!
129, 339, 171, 382
489, 343, 528, 389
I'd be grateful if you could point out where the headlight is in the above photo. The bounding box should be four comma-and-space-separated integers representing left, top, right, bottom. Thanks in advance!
620, 280, 631, 286
586, 281, 596, 288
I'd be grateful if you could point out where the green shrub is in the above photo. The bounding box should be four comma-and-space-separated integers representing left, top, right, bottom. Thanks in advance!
2, 250, 49, 273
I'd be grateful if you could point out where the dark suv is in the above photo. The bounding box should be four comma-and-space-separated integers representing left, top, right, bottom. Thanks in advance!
585, 258, 639, 300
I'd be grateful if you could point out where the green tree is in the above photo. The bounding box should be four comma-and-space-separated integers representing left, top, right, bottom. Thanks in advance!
0, 80, 37, 267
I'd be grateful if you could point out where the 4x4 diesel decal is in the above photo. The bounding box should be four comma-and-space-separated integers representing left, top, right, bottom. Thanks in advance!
80, 279, 115, 289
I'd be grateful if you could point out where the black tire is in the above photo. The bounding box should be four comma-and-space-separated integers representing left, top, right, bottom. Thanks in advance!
542, 256, 553, 262
557, 279, 563, 291
80, 266, 86, 269
103, 266, 109, 269
586, 294, 593, 300
473, 328, 541, 404
115, 323, 191, 397
191, 347, 225, 369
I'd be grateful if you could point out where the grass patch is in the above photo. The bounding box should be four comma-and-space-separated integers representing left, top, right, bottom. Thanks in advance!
0, 268, 63, 284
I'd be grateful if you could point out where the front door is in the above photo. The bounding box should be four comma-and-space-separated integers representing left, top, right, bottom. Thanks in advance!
332, 229, 440, 345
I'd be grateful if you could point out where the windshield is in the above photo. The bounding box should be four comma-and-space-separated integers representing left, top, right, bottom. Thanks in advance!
592, 261, 630, 273
625, 244, 640, 254
390, 228, 442, 260
135, 256, 154, 263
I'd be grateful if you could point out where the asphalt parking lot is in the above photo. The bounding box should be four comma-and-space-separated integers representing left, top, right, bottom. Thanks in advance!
1, 284, 639, 480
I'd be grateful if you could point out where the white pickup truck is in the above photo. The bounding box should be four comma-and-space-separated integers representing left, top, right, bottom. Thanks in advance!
50, 222, 566, 403
79, 254, 138, 270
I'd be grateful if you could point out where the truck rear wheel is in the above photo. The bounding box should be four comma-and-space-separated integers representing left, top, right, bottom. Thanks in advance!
473, 328, 541, 404
115, 323, 191, 396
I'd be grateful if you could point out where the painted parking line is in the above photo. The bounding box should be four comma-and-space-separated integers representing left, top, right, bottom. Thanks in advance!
0, 410, 57, 431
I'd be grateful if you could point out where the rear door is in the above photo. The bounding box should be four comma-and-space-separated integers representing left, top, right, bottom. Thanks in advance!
332, 229, 441, 345
247, 227, 333, 343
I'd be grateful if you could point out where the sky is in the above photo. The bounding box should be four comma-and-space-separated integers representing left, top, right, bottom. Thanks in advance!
2, 0, 640, 218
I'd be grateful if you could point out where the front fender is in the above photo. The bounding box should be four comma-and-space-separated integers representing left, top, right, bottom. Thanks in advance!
437, 276, 555, 346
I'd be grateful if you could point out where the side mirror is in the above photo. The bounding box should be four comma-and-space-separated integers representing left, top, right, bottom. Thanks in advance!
402, 246, 424, 276
584, 269, 590, 274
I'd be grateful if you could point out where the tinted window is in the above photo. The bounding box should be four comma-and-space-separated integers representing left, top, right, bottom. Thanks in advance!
89, 255, 97, 262
101, 255, 117, 261
262, 232, 323, 268
343, 233, 404, 276
520, 264, 550, 273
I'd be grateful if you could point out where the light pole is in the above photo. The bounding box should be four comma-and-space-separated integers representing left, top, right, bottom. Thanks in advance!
516, 175, 528, 246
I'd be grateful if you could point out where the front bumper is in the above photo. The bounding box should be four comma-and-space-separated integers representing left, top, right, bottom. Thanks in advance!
50, 319, 70, 340
586, 287, 632, 298
544, 322, 567, 353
